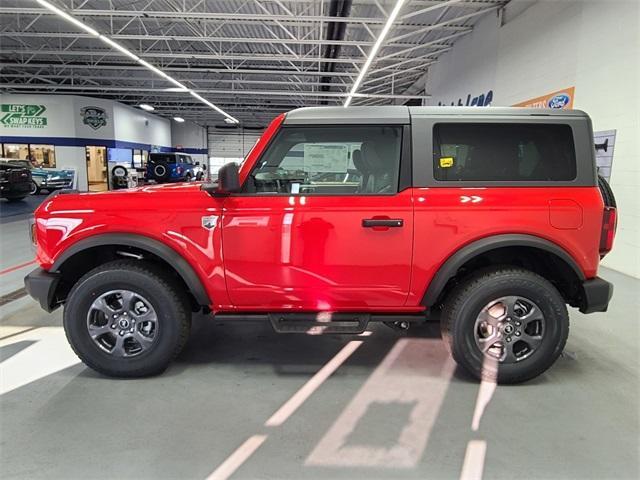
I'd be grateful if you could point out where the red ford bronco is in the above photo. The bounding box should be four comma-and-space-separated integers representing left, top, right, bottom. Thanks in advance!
25, 107, 616, 383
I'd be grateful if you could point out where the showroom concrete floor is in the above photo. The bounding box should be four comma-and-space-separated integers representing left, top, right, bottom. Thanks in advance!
1, 214, 638, 480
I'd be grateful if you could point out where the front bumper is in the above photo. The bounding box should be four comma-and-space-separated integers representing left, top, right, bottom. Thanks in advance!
24, 268, 61, 312
42, 179, 73, 189
579, 276, 613, 314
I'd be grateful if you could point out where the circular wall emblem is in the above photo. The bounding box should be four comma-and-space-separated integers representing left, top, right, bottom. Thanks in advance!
80, 106, 108, 130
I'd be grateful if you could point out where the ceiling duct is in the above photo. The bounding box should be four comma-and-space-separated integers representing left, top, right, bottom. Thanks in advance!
320, 0, 352, 104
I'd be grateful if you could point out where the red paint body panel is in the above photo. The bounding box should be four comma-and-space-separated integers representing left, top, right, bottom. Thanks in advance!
221, 190, 414, 310
32, 113, 608, 314
406, 187, 603, 306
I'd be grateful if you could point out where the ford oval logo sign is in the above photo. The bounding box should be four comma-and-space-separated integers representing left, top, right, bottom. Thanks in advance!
547, 93, 571, 109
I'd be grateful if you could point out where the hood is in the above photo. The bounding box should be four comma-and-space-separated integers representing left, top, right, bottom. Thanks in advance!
36, 181, 211, 217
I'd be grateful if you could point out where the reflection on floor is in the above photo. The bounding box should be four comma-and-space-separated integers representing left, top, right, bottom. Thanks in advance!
0, 268, 638, 480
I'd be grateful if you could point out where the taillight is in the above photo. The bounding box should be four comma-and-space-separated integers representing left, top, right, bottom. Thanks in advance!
599, 207, 617, 257
29, 217, 37, 249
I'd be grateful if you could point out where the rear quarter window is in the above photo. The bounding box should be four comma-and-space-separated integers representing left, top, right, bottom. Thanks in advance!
149, 153, 177, 164
433, 123, 577, 182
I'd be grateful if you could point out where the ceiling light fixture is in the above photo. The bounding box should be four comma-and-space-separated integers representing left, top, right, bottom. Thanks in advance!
35, 0, 239, 124
173, 117, 185, 123
139, 104, 155, 111
343, 0, 407, 108
164, 87, 190, 93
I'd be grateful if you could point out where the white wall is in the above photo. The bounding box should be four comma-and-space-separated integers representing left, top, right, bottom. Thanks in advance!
1, 94, 180, 191
425, 0, 640, 278
112, 102, 171, 147
171, 120, 207, 164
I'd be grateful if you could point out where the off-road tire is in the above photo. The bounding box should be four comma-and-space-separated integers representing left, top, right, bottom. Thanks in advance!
64, 260, 191, 377
196, 172, 203, 181
598, 174, 616, 208
440, 267, 569, 384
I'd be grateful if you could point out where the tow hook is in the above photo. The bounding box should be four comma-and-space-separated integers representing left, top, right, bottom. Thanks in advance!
384, 320, 410, 332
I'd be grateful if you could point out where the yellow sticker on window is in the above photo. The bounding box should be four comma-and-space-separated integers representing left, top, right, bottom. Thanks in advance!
439, 157, 454, 168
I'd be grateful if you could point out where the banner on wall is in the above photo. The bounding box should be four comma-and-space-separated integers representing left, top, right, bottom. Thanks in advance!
0, 104, 48, 128
513, 87, 575, 109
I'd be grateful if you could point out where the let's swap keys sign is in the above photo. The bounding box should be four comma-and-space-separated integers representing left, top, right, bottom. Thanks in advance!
0, 104, 48, 128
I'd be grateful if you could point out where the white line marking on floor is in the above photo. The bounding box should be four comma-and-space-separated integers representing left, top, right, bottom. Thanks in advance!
472, 355, 498, 431
0, 327, 80, 395
306, 338, 455, 468
459, 440, 487, 480
265, 339, 364, 427
472, 379, 497, 431
206, 434, 268, 480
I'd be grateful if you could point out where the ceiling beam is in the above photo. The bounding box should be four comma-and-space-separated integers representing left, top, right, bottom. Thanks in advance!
0, 83, 428, 99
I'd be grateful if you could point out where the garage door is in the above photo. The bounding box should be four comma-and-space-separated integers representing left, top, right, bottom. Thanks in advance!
207, 128, 262, 172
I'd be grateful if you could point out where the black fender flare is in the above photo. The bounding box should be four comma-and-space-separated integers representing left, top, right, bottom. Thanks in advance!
51, 233, 211, 306
421, 234, 585, 307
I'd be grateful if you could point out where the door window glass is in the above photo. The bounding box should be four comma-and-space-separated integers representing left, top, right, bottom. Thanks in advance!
246, 126, 402, 194
433, 123, 576, 181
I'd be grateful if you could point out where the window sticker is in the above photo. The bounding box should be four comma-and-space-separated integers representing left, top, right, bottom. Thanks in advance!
303, 144, 349, 173
439, 157, 454, 168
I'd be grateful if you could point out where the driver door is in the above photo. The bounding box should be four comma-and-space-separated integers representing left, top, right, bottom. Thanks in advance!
221, 124, 414, 310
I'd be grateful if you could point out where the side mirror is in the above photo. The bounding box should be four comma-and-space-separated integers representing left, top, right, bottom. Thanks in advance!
195, 161, 200, 166
201, 162, 240, 196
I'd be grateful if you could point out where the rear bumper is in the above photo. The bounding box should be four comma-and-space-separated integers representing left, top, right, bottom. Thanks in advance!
579, 277, 613, 314
24, 268, 60, 312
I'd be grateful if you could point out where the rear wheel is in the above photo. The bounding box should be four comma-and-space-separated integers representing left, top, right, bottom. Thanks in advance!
441, 267, 569, 384
64, 260, 191, 377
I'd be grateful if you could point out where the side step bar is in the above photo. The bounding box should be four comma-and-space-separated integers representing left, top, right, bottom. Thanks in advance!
213, 313, 426, 334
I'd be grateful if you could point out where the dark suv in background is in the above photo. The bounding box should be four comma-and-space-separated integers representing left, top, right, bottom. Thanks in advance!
145, 152, 206, 183
0, 161, 32, 201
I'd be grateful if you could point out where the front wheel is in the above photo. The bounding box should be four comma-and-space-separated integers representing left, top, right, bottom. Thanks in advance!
30, 180, 40, 195
64, 260, 191, 377
441, 267, 569, 384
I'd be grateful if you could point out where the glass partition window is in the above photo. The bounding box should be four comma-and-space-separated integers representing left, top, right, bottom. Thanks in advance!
133, 149, 148, 168
245, 126, 402, 195
3, 144, 29, 160
1, 144, 56, 167
30, 144, 56, 167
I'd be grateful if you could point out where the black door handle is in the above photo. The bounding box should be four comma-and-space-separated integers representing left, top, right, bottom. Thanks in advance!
362, 218, 404, 228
